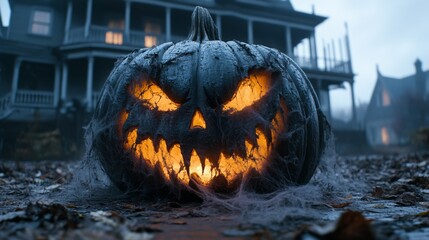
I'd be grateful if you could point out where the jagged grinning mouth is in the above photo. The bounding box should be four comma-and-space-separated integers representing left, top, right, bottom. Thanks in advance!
117, 108, 286, 187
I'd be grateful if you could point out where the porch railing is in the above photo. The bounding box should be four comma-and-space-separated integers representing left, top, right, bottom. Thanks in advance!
67, 26, 353, 74
1, 90, 109, 115
67, 26, 165, 48
14, 90, 54, 108
293, 55, 352, 74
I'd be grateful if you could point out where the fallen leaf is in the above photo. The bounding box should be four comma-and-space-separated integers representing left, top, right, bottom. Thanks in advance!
416, 210, 429, 217
330, 202, 352, 209
327, 210, 375, 240
170, 220, 187, 225
295, 211, 375, 240
396, 192, 423, 206
371, 187, 384, 198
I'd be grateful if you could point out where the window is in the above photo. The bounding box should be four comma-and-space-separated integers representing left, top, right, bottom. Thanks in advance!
144, 21, 161, 47
382, 89, 391, 106
29, 9, 52, 36
105, 19, 124, 45
381, 127, 389, 145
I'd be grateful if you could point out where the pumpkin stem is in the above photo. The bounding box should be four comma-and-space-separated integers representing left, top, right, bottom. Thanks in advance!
187, 6, 220, 42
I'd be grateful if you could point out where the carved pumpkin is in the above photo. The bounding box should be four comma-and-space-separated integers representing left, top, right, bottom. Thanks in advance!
87, 6, 331, 197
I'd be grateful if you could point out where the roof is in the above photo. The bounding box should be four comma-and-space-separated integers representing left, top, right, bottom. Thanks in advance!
377, 68, 429, 99
142, 0, 327, 27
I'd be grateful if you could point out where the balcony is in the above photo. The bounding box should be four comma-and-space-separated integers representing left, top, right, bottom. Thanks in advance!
67, 26, 166, 48
293, 55, 352, 74
66, 27, 352, 74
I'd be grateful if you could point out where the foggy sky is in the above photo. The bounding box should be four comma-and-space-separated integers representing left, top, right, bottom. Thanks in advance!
292, 0, 429, 116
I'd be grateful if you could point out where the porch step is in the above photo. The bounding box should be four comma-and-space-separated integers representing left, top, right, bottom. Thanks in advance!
0, 109, 14, 120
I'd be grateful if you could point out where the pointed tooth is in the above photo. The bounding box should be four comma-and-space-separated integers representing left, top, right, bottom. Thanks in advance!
152, 136, 162, 153
208, 151, 221, 169
181, 147, 192, 177
195, 149, 207, 174
165, 139, 175, 153
190, 150, 202, 175
167, 143, 183, 176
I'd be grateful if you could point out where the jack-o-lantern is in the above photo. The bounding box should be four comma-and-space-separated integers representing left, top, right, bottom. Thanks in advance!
87, 6, 330, 198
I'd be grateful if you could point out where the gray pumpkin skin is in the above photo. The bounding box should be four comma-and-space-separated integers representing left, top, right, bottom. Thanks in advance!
87, 7, 330, 198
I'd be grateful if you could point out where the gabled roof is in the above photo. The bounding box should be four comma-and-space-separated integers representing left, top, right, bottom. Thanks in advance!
377, 67, 429, 99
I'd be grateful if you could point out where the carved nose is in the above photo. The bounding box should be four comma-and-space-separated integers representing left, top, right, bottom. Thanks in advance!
190, 109, 206, 129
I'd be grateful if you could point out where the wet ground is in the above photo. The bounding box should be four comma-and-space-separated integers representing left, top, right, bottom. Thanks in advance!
1, 152, 429, 239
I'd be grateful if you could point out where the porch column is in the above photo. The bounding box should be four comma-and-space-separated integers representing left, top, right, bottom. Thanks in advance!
54, 63, 61, 107
345, 23, 353, 73
216, 15, 222, 39
124, 0, 131, 43
11, 58, 22, 104
84, 0, 93, 39
247, 20, 253, 44
86, 56, 94, 110
64, 0, 73, 43
286, 26, 293, 57
165, 7, 171, 42
350, 81, 357, 126
327, 90, 332, 122
310, 31, 318, 68
61, 62, 68, 101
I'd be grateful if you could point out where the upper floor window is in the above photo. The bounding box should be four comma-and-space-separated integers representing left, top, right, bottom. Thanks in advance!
29, 9, 52, 36
144, 21, 161, 48
382, 89, 391, 107
105, 19, 124, 45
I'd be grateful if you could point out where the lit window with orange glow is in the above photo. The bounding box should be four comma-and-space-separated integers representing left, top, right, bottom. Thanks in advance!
144, 36, 157, 47
382, 89, 390, 107
144, 22, 161, 47
105, 19, 124, 45
381, 127, 389, 145
105, 31, 123, 45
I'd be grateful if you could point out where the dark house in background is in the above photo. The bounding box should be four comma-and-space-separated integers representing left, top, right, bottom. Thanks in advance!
0, 0, 356, 155
365, 59, 429, 149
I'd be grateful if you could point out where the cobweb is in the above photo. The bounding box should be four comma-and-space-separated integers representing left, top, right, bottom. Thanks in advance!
57, 132, 364, 225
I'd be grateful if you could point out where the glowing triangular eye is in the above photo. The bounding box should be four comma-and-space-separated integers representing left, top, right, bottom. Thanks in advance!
222, 71, 271, 113
130, 80, 179, 111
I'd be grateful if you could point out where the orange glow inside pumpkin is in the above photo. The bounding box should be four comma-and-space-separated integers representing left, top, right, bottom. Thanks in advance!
122, 125, 278, 186
223, 71, 271, 113
131, 80, 179, 111
120, 71, 288, 188
119, 104, 288, 187
190, 109, 206, 129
